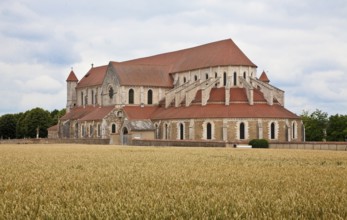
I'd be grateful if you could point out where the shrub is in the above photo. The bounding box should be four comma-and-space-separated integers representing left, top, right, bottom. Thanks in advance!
249, 139, 269, 148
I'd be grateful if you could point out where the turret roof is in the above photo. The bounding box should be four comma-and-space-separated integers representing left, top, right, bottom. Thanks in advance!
259, 71, 270, 83
66, 70, 78, 82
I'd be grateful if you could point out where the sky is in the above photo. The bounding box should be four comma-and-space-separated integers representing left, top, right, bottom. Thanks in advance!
1, 0, 347, 116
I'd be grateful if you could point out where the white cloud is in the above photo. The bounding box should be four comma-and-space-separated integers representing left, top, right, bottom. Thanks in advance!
0, 0, 347, 116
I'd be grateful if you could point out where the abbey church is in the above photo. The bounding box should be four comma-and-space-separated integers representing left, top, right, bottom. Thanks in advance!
57, 39, 303, 144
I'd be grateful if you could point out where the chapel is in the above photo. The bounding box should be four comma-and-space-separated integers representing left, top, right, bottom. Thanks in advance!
58, 39, 303, 144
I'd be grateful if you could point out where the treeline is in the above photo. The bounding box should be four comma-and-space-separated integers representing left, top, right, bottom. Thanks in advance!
301, 109, 347, 142
0, 108, 65, 139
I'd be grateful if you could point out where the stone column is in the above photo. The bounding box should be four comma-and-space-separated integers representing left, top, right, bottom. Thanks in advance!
189, 119, 195, 140
258, 119, 263, 139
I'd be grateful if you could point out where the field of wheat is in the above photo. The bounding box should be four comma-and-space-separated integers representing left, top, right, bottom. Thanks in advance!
0, 144, 346, 219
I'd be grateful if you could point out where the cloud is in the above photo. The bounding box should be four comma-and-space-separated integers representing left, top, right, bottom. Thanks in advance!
0, 0, 347, 116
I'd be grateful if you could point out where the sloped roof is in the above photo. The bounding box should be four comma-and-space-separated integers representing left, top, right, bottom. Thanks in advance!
74, 39, 257, 88
259, 71, 270, 83
151, 104, 299, 120
76, 65, 108, 88
123, 106, 159, 120
60, 106, 114, 121
47, 124, 58, 131
126, 120, 155, 131
110, 63, 173, 87
79, 106, 115, 121
121, 39, 257, 71
66, 70, 78, 82
108, 39, 256, 87
193, 88, 267, 104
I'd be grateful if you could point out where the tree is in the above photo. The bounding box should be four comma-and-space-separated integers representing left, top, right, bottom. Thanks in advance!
301, 109, 328, 141
16, 108, 52, 138
0, 114, 17, 139
50, 108, 66, 126
327, 114, 347, 141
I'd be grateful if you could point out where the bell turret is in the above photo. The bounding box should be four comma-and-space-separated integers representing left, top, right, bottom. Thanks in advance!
66, 69, 78, 112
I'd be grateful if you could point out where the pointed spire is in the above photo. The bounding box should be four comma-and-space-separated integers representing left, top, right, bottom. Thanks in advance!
259, 71, 270, 83
66, 69, 78, 82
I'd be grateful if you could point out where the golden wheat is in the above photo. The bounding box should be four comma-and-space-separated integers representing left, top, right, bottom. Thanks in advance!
0, 144, 346, 219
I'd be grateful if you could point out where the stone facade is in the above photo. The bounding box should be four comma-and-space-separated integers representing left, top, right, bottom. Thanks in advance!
59, 39, 303, 145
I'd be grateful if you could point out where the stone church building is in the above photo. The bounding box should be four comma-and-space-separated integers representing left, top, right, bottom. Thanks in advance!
58, 39, 303, 144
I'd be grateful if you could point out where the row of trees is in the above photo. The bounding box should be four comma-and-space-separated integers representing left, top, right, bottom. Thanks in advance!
0, 108, 65, 139
301, 109, 347, 142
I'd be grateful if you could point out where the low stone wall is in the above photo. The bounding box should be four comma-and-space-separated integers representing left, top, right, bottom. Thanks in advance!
132, 139, 227, 147
270, 142, 347, 151
0, 138, 110, 145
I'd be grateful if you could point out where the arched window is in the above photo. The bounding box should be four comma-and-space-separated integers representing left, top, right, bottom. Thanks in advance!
109, 87, 114, 99
194, 75, 198, 81
223, 72, 227, 86
128, 89, 134, 104
240, 122, 245, 140
183, 77, 187, 83
207, 123, 212, 140
270, 122, 276, 139
97, 124, 101, 137
292, 122, 297, 139
95, 92, 98, 105
85, 95, 88, 105
147, 89, 153, 105
111, 124, 116, 134
214, 72, 218, 87
179, 123, 184, 140
243, 71, 246, 79
81, 92, 84, 106
205, 73, 209, 80
91, 90, 94, 104
233, 72, 237, 86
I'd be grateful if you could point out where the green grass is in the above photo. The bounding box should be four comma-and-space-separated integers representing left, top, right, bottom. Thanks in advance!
0, 144, 346, 219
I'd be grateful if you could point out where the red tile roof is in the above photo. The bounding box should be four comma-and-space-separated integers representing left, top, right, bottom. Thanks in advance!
259, 71, 270, 83
193, 88, 267, 104
66, 70, 78, 82
151, 103, 299, 120
79, 106, 115, 121
122, 39, 257, 71
47, 124, 58, 131
123, 106, 159, 120
111, 63, 173, 87
76, 65, 108, 88
107, 39, 257, 87
60, 106, 114, 121
74, 39, 257, 88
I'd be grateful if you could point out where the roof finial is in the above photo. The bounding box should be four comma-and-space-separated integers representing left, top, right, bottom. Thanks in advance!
71, 67, 73, 71
91, 63, 94, 68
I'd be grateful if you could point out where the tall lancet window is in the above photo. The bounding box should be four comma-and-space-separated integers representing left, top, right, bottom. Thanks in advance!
128, 89, 134, 104
147, 89, 153, 105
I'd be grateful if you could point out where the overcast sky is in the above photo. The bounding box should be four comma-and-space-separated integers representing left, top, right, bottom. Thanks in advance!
1, 0, 346, 116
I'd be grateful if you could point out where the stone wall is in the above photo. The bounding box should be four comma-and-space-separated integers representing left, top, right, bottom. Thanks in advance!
270, 142, 347, 151
132, 139, 227, 147
0, 138, 110, 145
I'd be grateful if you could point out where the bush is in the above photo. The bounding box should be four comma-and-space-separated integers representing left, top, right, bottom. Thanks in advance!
249, 139, 269, 148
